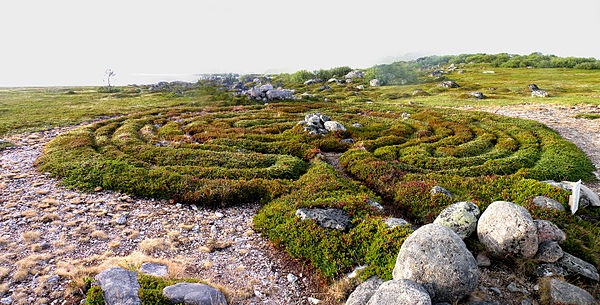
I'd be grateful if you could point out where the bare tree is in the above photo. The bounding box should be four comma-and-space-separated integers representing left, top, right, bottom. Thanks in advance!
105, 68, 116, 90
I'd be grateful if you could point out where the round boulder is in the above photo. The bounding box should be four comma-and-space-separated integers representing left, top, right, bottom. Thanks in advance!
392, 224, 478, 303
433, 202, 480, 239
477, 201, 538, 258
366, 279, 431, 305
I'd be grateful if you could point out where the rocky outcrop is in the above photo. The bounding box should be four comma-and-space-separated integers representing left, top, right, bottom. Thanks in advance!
300, 113, 345, 135
369, 79, 381, 87
295, 208, 351, 231
433, 202, 480, 239
468, 92, 486, 99
95, 267, 142, 305
477, 201, 538, 258
366, 280, 431, 305
392, 224, 478, 303
163, 282, 228, 305
345, 70, 365, 79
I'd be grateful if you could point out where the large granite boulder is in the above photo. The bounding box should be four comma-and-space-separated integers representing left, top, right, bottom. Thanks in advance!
433, 202, 480, 239
324, 121, 347, 132
163, 282, 228, 305
95, 267, 142, 305
477, 201, 538, 258
392, 224, 478, 303
366, 280, 431, 305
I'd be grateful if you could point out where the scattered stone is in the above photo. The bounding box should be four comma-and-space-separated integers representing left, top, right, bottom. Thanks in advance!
366, 279, 431, 305
477, 201, 538, 258
535, 219, 566, 243
430, 186, 454, 199
95, 267, 142, 305
1, 297, 12, 305
356, 85, 365, 90
528, 84, 548, 97
295, 208, 351, 231
163, 282, 228, 305
287, 273, 298, 283
535, 241, 563, 263
367, 200, 383, 211
392, 224, 478, 303
345, 276, 384, 305
557, 252, 599, 281
115, 214, 127, 225
340, 138, 355, 145
369, 79, 380, 87
46, 274, 60, 284
476, 253, 491, 267
304, 79, 323, 85
140, 262, 169, 277
308, 297, 321, 304
468, 92, 486, 99
319, 85, 332, 91
324, 121, 347, 132
384, 218, 411, 230
482, 71, 495, 74
507, 282, 530, 295
544, 278, 595, 305
438, 81, 460, 88
532, 196, 565, 211
352, 123, 363, 128
433, 201, 480, 239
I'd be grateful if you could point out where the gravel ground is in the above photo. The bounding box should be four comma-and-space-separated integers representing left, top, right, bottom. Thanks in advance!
0, 125, 324, 305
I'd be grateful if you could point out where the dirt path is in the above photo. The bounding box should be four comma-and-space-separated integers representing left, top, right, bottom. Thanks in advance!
0, 126, 323, 305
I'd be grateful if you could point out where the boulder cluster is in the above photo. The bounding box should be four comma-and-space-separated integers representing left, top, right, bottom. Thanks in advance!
345, 183, 598, 305
241, 83, 298, 101
298, 113, 346, 136
93, 265, 228, 305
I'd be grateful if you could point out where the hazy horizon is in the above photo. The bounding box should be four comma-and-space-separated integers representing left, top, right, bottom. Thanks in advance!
2, 0, 599, 87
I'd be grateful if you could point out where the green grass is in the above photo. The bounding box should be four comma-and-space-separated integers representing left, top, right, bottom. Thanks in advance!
576, 113, 600, 120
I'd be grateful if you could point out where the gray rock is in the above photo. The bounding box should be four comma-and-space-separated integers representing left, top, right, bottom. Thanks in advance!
140, 262, 169, 277
532, 196, 565, 211
384, 218, 411, 230
544, 278, 595, 305
319, 114, 331, 122
535, 241, 563, 263
367, 200, 384, 211
531, 90, 548, 97
477, 201, 538, 258
412, 89, 430, 96
535, 219, 566, 244
438, 81, 460, 88
468, 92, 485, 99
341, 138, 355, 145
353, 123, 364, 128
366, 279, 431, 305
345, 70, 365, 79
557, 252, 599, 281
115, 214, 127, 225
1, 297, 12, 305
535, 263, 568, 278
370, 79, 381, 87
476, 253, 491, 267
507, 282, 530, 295
295, 208, 351, 231
430, 186, 454, 199
433, 202, 480, 239
95, 267, 142, 305
356, 85, 366, 90
345, 276, 384, 305
304, 79, 322, 85
319, 85, 332, 91
324, 121, 346, 132
163, 282, 228, 305
392, 224, 478, 303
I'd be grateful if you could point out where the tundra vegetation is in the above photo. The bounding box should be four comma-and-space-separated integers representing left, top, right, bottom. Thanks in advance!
1, 53, 600, 303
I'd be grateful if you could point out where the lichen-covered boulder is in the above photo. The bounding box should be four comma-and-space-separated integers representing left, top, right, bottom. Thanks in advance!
324, 121, 346, 132
532, 196, 565, 211
433, 202, 480, 239
345, 277, 384, 305
477, 201, 538, 258
392, 224, 478, 303
544, 279, 595, 305
295, 208, 351, 231
366, 279, 431, 305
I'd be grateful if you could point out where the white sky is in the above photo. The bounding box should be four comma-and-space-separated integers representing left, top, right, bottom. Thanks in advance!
1, 0, 599, 87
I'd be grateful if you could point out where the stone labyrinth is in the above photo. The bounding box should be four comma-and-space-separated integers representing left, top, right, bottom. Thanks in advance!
38, 102, 594, 206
